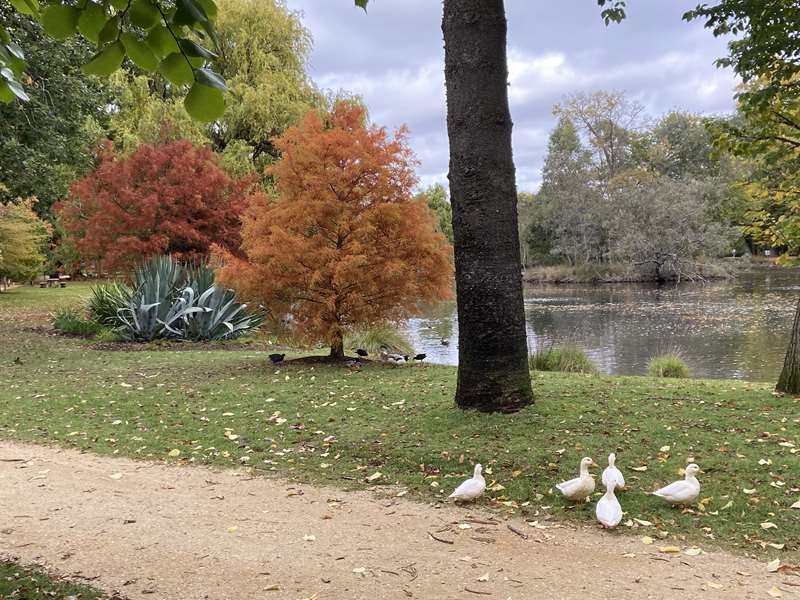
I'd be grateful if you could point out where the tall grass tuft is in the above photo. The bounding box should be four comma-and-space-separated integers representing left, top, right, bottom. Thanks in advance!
647, 353, 690, 378
53, 306, 105, 337
88, 282, 130, 325
345, 324, 414, 356
529, 344, 598, 374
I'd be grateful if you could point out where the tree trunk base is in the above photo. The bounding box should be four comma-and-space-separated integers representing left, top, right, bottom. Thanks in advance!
776, 296, 800, 395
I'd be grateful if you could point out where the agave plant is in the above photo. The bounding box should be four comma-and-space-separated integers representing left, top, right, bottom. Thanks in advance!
113, 256, 262, 342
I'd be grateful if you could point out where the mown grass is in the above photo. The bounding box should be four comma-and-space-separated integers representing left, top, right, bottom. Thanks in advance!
1, 283, 799, 562
0, 560, 111, 599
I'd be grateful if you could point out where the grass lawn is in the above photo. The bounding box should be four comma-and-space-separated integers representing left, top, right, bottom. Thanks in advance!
1, 283, 799, 562
0, 560, 112, 599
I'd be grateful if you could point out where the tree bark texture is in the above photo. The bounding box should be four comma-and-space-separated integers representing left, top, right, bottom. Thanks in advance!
777, 296, 800, 394
442, 0, 533, 412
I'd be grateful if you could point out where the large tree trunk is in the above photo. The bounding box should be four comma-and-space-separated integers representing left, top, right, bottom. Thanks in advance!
442, 0, 533, 413
777, 296, 800, 394
329, 327, 345, 359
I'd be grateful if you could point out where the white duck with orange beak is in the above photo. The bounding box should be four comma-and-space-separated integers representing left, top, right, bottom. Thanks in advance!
556, 457, 597, 502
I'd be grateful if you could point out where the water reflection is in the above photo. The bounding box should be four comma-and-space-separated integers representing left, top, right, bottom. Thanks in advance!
401, 267, 800, 381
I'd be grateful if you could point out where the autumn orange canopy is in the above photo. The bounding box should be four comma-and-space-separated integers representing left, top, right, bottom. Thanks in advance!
218, 101, 453, 357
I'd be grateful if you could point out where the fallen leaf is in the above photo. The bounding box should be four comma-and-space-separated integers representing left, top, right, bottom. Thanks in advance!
353, 567, 366, 575
707, 582, 723, 590
684, 547, 702, 556
767, 559, 781, 573
791, 500, 800, 509
457, 523, 472, 530
303, 534, 316, 542
631, 466, 648, 472
109, 473, 123, 480
659, 546, 681, 554
367, 472, 382, 482
767, 586, 783, 598
633, 518, 652, 527
264, 584, 281, 591
622, 553, 636, 558
743, 488, 757, 495
659, 445, 671, 452
768, 543, 785, 550
168, 449, 181, 457
761, 522, 778, 530
641, 536, 654, 545
227, 526, 238, 533
477, 573, 489, 582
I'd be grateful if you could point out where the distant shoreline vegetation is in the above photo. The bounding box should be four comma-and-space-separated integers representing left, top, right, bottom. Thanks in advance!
522, 257, 779, 285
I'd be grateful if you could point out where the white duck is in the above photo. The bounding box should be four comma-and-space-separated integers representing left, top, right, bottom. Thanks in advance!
652, 463, 702, 506
556, 457, 597, 502
595, 480, 623, 528
448, 464, 486, 502
601, 452, 625, 491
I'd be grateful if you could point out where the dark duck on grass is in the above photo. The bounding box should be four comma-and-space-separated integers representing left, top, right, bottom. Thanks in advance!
269, 353, 285, 364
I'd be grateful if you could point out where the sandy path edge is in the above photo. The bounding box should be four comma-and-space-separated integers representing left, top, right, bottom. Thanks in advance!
0, 440, 794, 600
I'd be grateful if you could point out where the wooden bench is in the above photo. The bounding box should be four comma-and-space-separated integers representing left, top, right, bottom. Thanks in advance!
39, 276, 69, 288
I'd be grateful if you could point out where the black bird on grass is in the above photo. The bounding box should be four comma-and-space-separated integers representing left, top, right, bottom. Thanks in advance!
356, 348, 368, 357
413, 353, 426, 361
269, 353, 285, 364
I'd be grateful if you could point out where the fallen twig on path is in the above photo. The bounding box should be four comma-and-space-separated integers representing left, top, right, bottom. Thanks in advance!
506, 524, 528, 540
427, 531, 454, 544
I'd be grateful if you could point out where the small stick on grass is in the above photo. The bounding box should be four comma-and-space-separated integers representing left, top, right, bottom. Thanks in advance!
507, 523, 529, 540
427, 531, 454, 544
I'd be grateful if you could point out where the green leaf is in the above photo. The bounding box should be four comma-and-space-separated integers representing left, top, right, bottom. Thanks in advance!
77, 3, 108, 44
146, 25, 179, 59
0, 80, 15, 102
354, 0, 368, 10
82, 41, 126, 77
98, 16, 120, 44
121, 32, 158, 71
173, 0, 208, 26
196, 0, 217, 18
179, 38, 217, 59
109, 0, 128, 9
158, 52, 193, 86
9, 0, 38, 16
41, 4, 79, 40
5, 42, 25, 61
7, 79, 30, 101
130, 0, 161, 30
184, 81, 224, 122
194, 67, 227, 92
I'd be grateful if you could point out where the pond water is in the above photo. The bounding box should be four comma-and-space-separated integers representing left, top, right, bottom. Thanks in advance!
401, 266, 800, 382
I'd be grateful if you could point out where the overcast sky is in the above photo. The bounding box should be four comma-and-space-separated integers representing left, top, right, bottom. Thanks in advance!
284, 0, 738, 193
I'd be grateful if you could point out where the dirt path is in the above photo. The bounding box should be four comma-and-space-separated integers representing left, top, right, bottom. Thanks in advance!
0, 441, 794, 600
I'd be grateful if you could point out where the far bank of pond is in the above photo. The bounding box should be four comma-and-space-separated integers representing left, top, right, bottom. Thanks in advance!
403, 265, 799, 382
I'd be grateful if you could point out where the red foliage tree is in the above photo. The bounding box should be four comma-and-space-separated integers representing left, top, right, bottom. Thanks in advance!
57, 140, 252, 271
218, 101, 453, 358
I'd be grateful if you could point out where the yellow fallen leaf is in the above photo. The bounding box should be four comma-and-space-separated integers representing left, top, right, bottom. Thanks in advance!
659, 445, 671, 452
743, 488, 757, 495
367, 472, 382, 482
631, 466, 648, 472
227, 526, 238, 533
659, 546, 681, 553
767, 559, 781, 573
761, 522, 778, 530
707, 582, 723, 590
791, 500, 800, 509
633, 518, 652, 527
641, 536, 654, 545
720, 500, 733, 510
622, 553, 636, 558
168, 449, 181, 457
767, 586, 783, 598
684, 547, 702, 556
768, 543, 785, 550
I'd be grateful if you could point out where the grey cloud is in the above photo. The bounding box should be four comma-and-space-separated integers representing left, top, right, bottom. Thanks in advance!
287, 0, 737, 192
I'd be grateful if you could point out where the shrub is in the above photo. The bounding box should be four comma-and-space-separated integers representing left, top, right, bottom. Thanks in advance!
647, 354, 690, 378
113, 256, 263, 342
88, 282, 130, 325
53, 306, 104, 337
529, 344, 597, 374
345, 324, 414, 356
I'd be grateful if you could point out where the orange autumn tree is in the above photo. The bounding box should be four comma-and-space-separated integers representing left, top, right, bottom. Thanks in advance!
57, 140, 252, 271
218, 101, 453, 358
